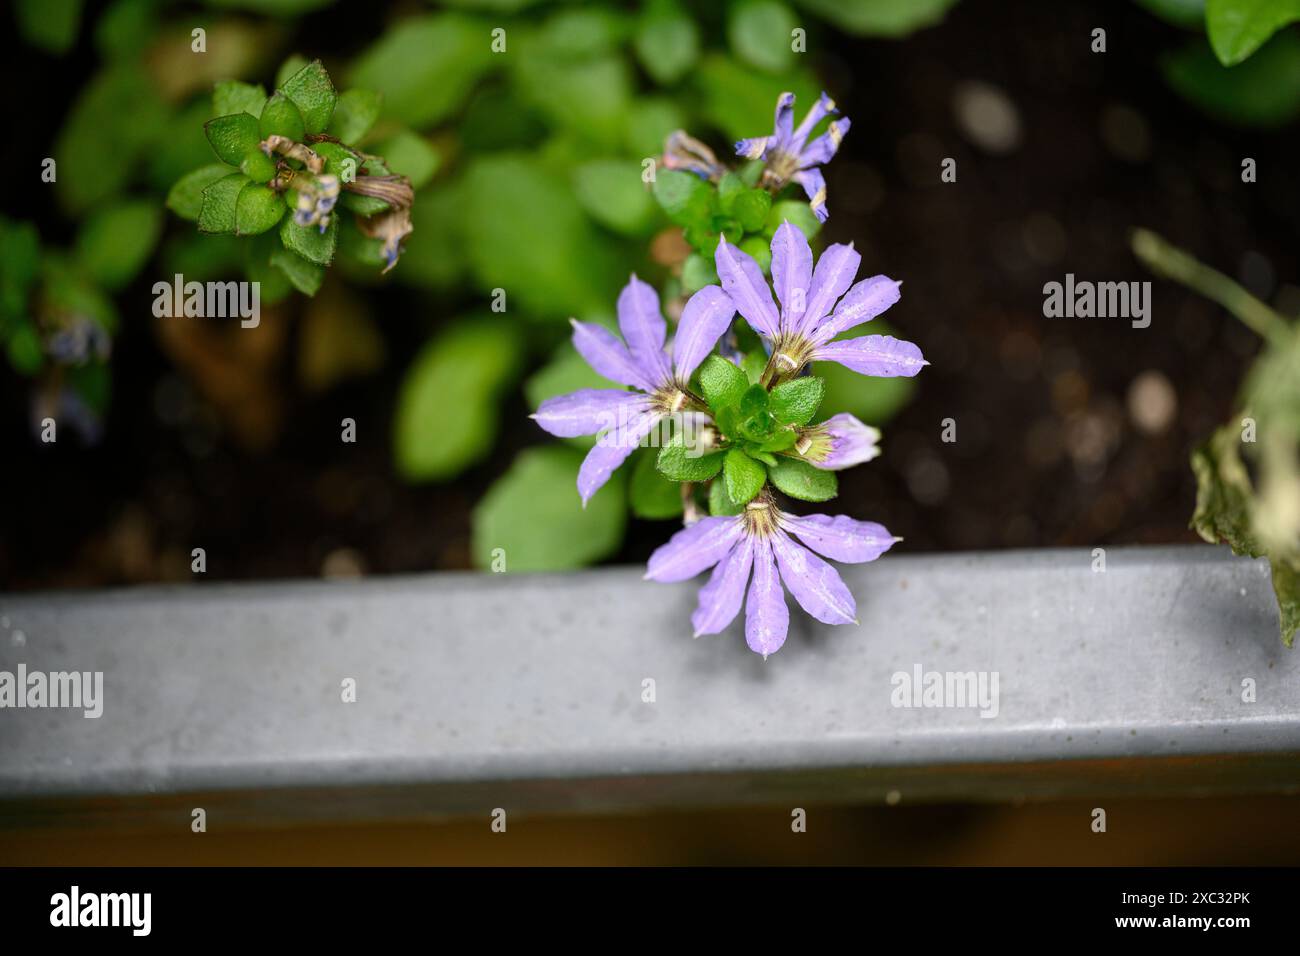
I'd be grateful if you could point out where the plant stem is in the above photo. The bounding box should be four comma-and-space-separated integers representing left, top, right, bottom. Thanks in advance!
1131, 228, 1293, 346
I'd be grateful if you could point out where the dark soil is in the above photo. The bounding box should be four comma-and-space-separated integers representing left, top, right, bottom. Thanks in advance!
4, 0, 1299, 589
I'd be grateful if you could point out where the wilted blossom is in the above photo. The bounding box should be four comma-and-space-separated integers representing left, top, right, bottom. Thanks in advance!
646, 495, 899, 657
663, 131, 725, 182
796, 413, 881, 470
736, 91, 850, 222
293, 173, 340, 233
714, 222, 926, 380
532, 276, 737, 504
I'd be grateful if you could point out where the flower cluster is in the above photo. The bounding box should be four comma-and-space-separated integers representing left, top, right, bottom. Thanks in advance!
534, 94, 925, 656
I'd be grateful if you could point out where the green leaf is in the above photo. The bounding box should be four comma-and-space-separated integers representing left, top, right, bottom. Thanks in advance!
634, 0, 700, 85
652, 169, 713, 228
74, 200, 161, 291
513, 49, 633, 149
631, 449, 685, 519
259, 92, 306, 142
1272, 557, 1300, 647
733, 188, 773, 233
205, 113, 262, 166
709, 476, 746, 516
729, 0, 798, 74
394, 318, 524, 482
768, 455, 837, 501
15, 0, 82, 54
349, 13, 498, 129
724, 448, 767, 504
765, 199, 821, 241
463, 154, 622, 318
279, 59, 336, 134
698, 354, 749, 411
742, 349, 767, 383
793, 0, 958, 36
235, 183, 286, 236
198, 173, 250, 235
213, 80, 267, 118
398, 181, 467, 290
694, 53, 820, 141
241, 149, 278, 183
269, 246, 324, 295
1207, 0, 1300, 65
370, 130, 440, 189
769, 376, 825, 425
682, 253, 720, 294
573, 160, 658, 236
624, 96, 687, 155
280, 214, 338, 265
658, 440, 726, 481
1163, 32, 1300, 126
472, 445, 627, 571
755, 428, 797, 453
328, 88, 383, 142
1134, 0, 1208, 29
168, 164, 233, 222
275, 55, 310, 88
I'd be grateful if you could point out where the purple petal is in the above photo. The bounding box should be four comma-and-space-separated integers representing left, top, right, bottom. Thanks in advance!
772, 91, 796, 150
691, 534, 755, 637
715, 236, 781, 339
780, 512, 899, 564
793, 168, 828, 223
813, 413, 881, 470
770, 221, 813, 333
813, 334, 927, 377
570, 320, 655, 391
617, 275, 672, 387
745, 537, 789, 657
790, 92, 838, 152
646, 516, 744, 582
799, 242, 860, 338
798, 117, 851, 167
673, 285, 736, 381
812, 275, 901, 344
577, 409, 661, 505
771, 531, 856, 625
533, 389, 649, 438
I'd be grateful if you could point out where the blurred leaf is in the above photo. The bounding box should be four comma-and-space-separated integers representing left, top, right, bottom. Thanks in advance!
398, 181, 467, 290
162, 233, 242, 282
394, 317, 524, 481
765, 198, 821, 240
198, 173, 249, 235
682, 253, 719, 294
280, 215, 337, 265
463, 154, 623, 318
370, 130, 440, 189
214, 80, 268, 118
1134, 0, 1207, 29
206, 112, 261, 165
243, 234, 292, 304
54, 64, 169, 213
349, 13, 497, 128
653, 169, 713, 228
328, 88, 382, 142
631, 448, 684, 518
95, 0, 156, 60
15, 0, 82, 54
150, 101, 217, 191
280, 59, 337, 134
167, 165, 231, 222
472, 445, 627, 571
573, 159, 658, 236
74, 200, 161, 291
794, 0, 958, 36
460, 84, 548, 150
768, 455, 836, 501
269, 245, 324, 294
624, 96, 687, 156
1206, 0, 1300, 65
207, 0, 334, 14
0, 218, 42, 319
634, 0, 701, 85
694, 53, 820, 141
1164, 32, 1300, 126
6, 323, 44, 376
42, 254, 117, 334
729, 0, 799, 74
512, 45, 633, 148
534, 8, 629, 56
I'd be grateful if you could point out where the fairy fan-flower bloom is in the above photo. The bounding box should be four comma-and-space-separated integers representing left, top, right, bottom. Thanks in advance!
714, 222, 926, 383
796, 413, 881, 470
532, 276, 736, 504
736, 91, 850, 222
646, 494, 899, 657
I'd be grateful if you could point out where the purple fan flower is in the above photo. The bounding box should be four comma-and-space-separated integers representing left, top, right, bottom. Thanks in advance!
736, 91, 850, 222
797, 413, 881, 470
532, 276, 736, 504
646, 496, 899, 657
712, 222, 926, 381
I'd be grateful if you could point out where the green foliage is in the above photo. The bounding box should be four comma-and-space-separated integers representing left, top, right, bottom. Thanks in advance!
74, 200, 161, 291
279, 59, 336, 134
794, 0, 959, 36
394, 318, 524, 482
1206, 0, 1300, 65
769, 376, 825, 426
729, 0, 799, 74
15, 0, 83, 54
631, 449, 685, 518
634, 0, 700, 84
573, 160, 659, 236
472, 445, 627, 571
1164, 31, 1300, 126
768, 455, 838, 501
724, 447, 767, 504
658, 438, 726, 481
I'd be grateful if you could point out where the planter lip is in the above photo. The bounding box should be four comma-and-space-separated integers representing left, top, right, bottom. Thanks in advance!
1, 543, 1298, 822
